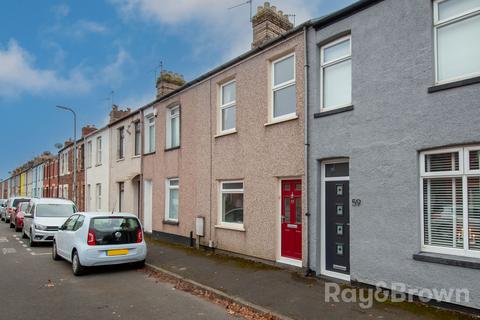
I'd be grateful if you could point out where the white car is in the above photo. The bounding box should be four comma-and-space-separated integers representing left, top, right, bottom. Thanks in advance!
0, 199, 7, 221
3, 197, 31, 223
23, 198, 77, 246
52, 212, 147, 276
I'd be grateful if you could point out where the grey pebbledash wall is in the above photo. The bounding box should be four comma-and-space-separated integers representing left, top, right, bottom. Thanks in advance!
307, 0, 480, 309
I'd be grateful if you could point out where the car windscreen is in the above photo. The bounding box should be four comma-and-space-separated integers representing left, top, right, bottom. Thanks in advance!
36, 204, 75, 217
90, 217, 141, 245
12, 199, 29, 208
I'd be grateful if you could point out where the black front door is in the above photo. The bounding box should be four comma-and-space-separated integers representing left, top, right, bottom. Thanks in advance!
325, 180, 350, 274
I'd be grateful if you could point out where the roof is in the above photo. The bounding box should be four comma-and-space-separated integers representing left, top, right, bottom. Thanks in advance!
79, 212, 139, 218
58, 137, 84, 153
107, 109, 141, 128
31, 198, 75, 205
311, 0, 384, 29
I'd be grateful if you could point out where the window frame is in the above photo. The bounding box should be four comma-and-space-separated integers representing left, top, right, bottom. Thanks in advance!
433, 0, 480, 84
145, 114, 156, 153
218, 79, 237, 134
270, 53, 297, 122
118, 127, 125, 160
164, 178, 179, 222
86, 141, 92, 168
96, 183, 102, 211
118, 182, 124, 212
218, 180, 245, 230
319, 35, 352, 112
420, 146, 480, 258
134, 121, 141, 156
166, 105, 180, 149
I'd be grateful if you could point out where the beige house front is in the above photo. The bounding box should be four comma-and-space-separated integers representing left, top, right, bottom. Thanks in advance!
108, 106, 142, 216
141, 3, 306, 266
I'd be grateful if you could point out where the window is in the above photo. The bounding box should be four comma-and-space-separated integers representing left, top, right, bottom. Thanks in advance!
166, 106, 180, 149
421, 146, 480, 258
165, 178, 179, 221
434, 0, 480, 83
145, 114, 155, 153
320, 35, 352, 111
118, 127, 125, 159
96, 183, 102, 211
134, 121, 141, 156
118, 182, 124, 212
63, 185, 68, 199
271, 53, 296, 120
219, 80, 236, 133
87, 141, 92, 167
87, 184, 91, 211
219, 181, 244, 226
96, 137, 102, 165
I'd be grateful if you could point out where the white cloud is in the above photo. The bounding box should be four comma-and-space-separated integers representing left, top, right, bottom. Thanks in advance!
111, 0, 317, 59
52, 4, 70, 18
74, 20, 109, 36
0, 40, 131, 99
0, 39, 90, 98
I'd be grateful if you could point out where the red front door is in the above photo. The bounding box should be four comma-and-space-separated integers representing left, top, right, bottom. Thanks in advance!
281, 180, 302, 260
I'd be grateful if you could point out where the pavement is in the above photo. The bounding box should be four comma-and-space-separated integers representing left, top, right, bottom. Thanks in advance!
145, 236, 477, 320
0, 222, 238, 320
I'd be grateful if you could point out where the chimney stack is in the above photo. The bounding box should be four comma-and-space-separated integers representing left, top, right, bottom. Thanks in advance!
109, 105, 131, 124
251, 2, 293, 48
64, 139, 73, 148
156, 71, 185, 99
81, 125, 97, 137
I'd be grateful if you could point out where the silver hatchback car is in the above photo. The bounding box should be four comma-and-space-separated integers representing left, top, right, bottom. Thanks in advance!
53, 212, 147, 275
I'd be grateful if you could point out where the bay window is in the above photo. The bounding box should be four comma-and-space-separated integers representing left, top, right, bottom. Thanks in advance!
434, 0, 480, 83
320, 35, 352, 111
421, 146, 480, 257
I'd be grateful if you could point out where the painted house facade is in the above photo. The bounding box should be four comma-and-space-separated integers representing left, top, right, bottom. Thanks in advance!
307, 0, 480, 309
85, 126, 110, 212
141, 3, 306, 266
108, 107, 142, 215
43, 157, 59, 198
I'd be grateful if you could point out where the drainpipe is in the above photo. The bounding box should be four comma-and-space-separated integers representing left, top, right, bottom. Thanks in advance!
303, 25, 314, 277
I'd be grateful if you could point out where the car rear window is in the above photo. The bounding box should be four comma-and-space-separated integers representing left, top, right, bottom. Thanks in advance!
12, 199, 29, 208
90, 217, 141, 245
36, 204, 76, 217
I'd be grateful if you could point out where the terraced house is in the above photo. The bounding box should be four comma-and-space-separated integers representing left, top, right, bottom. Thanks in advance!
306, 0, 480, 310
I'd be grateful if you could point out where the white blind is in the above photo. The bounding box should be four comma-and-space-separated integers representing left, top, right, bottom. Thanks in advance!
468, 177, 480, 250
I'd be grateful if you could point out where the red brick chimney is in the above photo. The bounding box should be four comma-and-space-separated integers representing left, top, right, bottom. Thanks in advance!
109, 105, 131, 124
81, 125, 97, 137
251, 2, 293, 48
64, 139, 73, 148
156, 71, 185, 99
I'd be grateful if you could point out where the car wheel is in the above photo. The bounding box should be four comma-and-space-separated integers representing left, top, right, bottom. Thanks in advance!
72, 251, 86, 276
52, 242, 60, 261
29, 230, 37, 247
22, 229, 27, 239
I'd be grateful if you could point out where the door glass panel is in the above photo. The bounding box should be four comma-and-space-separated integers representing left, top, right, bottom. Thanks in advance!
284, 183, 290, 191
295, 183, 302, 191
336, 243, 344, 256
284, 197, 290, 222
325, 163, 349, 177
336, 223, 344, 236
295, 197, 301, 224
336, 185, 343, 196
336, 204, 344, 216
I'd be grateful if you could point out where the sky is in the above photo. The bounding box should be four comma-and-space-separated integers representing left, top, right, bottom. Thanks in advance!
0, 0, 356, 180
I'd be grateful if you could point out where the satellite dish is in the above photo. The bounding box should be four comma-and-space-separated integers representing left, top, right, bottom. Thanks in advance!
54, 143, 63, 149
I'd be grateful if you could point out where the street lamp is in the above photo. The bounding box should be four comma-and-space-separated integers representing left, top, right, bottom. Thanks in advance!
54, 105, 77, 204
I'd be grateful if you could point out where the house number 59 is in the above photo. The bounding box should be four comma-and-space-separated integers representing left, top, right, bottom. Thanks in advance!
352, 199, 361, 207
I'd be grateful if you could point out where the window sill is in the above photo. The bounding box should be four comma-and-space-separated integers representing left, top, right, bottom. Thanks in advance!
314, 105, 354, 118
116, 158, 125, 162
215, 130, 237, 138
132, 155, 141, 159
413, 252, 480, 270
162, 220, 179, 226
214, 224, 245, 232
95, 163, 102, 167
428, 76, 480, 93
264, 114, 298, 127
143, 151, 156, 156
165, 146, 180, 152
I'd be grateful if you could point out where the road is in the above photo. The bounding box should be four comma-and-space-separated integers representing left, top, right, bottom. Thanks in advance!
0, 222, 237, 320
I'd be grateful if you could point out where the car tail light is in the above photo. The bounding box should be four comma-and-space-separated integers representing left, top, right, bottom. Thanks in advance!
136, 229, 143, 243
87, 229, 96, 246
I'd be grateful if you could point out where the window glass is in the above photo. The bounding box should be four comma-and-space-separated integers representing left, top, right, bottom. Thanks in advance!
222, 82, 236, 105
273, 85, 296, 118
222, 182, 243, 190
437, 15, 480, 82
468, 176, 480, 251
36, 204, 75, 217
90, 217, 141, 245
73, 215, 85, 231
469, 150, 480, 170
135, 122, 141, 155
274, 55, 294, 85
323, 39, 350, 63
148, 117, 155, 152
438, 0, 480, 21
220, 181, 244, 224
323, 60, 352, 109
167, 107, 180, 148
169, 188, 179, 220
222, 106, 236, 131
424, 152, 459, 172
325, 162, 349, 177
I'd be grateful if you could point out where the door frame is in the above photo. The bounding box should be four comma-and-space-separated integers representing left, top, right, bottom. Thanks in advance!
276, 177, 303, 267
320, 159, 350, 281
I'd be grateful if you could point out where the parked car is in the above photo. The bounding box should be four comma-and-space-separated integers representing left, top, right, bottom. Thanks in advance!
0, 200, 7, 221
52, 212, 147, 276
4, 197, 31, 223
23, 198, 77, 247
11, 202, 28, 232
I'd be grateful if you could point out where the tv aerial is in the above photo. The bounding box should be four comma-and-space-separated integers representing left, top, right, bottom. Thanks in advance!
228, 0, 253, 22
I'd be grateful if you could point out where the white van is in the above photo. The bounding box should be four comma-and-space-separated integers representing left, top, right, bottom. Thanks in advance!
23, 198, 77, 247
